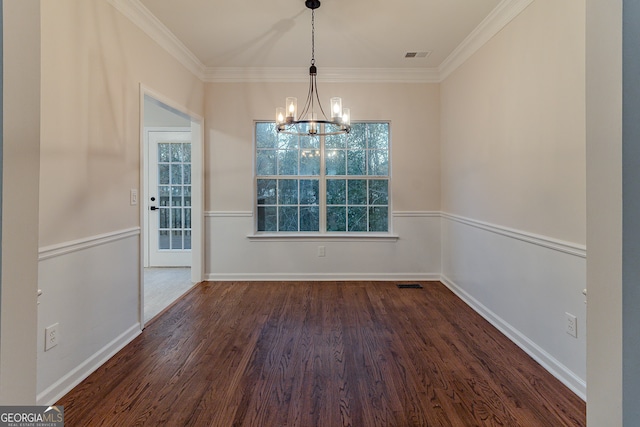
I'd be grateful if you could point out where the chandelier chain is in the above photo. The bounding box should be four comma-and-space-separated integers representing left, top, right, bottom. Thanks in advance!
311, 9, 315, 66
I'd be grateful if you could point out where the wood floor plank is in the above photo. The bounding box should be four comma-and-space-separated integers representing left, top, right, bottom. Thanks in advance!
58, 281, 586, 427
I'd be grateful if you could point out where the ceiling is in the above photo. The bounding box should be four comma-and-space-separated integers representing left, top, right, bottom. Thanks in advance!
137, 0, 504, 73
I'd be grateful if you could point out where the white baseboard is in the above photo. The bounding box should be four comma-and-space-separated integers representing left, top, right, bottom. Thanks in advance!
205, 273, 440, 282
440, 275, 586, 400
36, 324, 142, 405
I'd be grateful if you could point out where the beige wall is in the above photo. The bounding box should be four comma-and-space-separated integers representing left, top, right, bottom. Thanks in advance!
39, 0, 204, 247
205, 82, 440, 213
35, 0, 205, 403
441, 0, 586, 245
439, 0, 588, 396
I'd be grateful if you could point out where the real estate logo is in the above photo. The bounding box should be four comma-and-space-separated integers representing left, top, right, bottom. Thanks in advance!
0, 406, 64, 427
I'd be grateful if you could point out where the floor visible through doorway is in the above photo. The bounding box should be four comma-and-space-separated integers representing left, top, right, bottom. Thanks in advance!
144, 268, 194, 323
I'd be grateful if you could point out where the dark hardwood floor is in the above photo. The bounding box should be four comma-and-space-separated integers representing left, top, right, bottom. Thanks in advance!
58, 281, 586, 426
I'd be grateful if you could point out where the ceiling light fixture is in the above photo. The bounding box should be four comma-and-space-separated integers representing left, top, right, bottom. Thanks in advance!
276, 0, 351, 136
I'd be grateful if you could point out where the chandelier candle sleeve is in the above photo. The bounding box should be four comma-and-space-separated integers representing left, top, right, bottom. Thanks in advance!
342, 108, 351, 126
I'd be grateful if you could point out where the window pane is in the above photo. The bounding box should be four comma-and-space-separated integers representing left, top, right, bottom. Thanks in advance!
300, 150, 320, 175
369, 150, 389, 176
257, 206, 277, 231
300, 134, 320, 149
171, 164, 183, 184
172, 208, 182, 228
183, 143, 191, 162
348, 207, 367, 232
300, 179, 319, 205
369, 180, 388, 205
184, 230, 192, 249
158, 143, 170, 162
325, 123, 343, 135
278, 180, 299, 205
257, 150, 277, 175
279, 206, 298, 231
277, 133, 299, 150
327, 206, 346, 232
159, 164, 170, 184
348, 180, 367, 205
300, 206, 319, 231
171, 230, 183, 249
325, 150, 346, 176
256, 122, 278, 148
325, 133, 346, 149
347, 150, 366, 175
171, 144, 184, 162
159, 208, 169, 229
257, 179, 276, 205
159, 230, 170, 249
368, 123, 389, 149
172, 186, 183, 198
349, 123, 367, 149
369, 207, 388, 232
183, 164, 192, 185
278, 150, 299, 175
184, 208, 192, 228
326, 179, 346, 205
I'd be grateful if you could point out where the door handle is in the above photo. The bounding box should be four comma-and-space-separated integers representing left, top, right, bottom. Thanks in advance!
150, 206, 160, 211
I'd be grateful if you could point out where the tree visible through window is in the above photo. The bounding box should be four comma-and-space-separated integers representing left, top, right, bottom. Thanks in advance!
256, 122, 390, 233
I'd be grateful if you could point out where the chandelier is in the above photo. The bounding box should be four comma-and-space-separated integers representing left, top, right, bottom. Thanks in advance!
276, 0, 351, 136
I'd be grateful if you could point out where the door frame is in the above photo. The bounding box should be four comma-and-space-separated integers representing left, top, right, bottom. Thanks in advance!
139, 85, 204, 326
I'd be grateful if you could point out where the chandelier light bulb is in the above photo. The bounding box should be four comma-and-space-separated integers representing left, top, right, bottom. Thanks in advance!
286, 97, 297, 121
330, 97, 342, 120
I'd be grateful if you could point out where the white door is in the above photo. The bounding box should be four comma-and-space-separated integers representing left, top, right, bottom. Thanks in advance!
147, 130, 192, 267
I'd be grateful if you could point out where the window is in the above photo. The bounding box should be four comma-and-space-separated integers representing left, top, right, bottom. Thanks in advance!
255, 122, 390, 233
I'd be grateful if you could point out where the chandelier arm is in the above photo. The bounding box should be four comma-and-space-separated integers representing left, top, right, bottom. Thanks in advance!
298, 73, 315, 119
311, 74, 329, 120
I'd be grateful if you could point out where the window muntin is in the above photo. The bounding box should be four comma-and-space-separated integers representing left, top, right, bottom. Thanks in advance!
256, 122, 389, 233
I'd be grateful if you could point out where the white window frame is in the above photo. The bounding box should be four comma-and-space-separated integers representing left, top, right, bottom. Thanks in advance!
252, 121, 396, 239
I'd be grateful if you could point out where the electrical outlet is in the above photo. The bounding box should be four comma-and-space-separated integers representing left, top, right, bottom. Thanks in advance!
317, 246, 325, 257
45, 323, 59, 351
130, 189, 138, 206
565, 313, 577, 338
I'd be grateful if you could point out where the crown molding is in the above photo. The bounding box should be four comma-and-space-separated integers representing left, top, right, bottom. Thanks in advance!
108, 0, 533, 84
106, 0, 206, 79
204, 67, 441, 84
438, 0, 535, 80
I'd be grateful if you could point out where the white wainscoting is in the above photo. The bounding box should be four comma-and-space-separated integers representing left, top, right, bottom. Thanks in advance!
37, 228, 142, 405
441, 213, 587, 399
205, 211, 441, 281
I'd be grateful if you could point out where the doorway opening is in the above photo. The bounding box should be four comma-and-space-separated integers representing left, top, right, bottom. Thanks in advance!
141, 90, 203, 325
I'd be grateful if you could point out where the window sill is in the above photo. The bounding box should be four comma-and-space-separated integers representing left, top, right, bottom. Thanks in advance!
247, 233, 399, 242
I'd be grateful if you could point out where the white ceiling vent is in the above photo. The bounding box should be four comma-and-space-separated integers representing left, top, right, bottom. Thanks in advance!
404, 51, 431, 59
